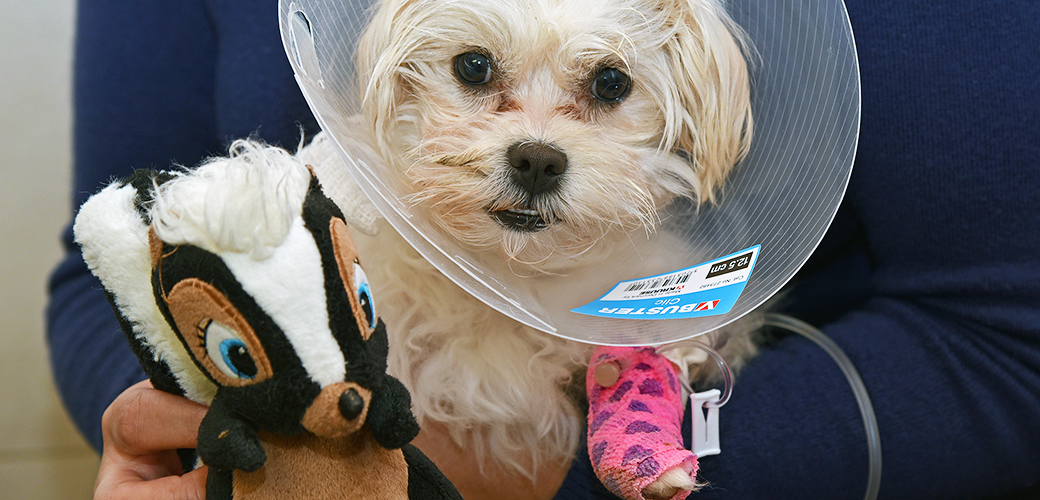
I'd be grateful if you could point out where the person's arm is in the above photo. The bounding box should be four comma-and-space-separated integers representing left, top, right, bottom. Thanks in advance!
47, 0, 318, 451
680, 1, 1040, 497
47, 0, 220, 450
691, 300, 1040, 499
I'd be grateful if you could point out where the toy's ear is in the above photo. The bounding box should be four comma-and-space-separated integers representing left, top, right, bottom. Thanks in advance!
354, 0, 405, 154
329, 216, 378, 339
74, 171, 218, 404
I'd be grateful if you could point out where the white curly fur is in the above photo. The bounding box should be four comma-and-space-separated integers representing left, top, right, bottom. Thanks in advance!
353, 224, 592, 477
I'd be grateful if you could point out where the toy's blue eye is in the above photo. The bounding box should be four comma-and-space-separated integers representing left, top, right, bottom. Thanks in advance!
220, 339, 258, 379
202, 319, 259, 380
353, 263, 376, 331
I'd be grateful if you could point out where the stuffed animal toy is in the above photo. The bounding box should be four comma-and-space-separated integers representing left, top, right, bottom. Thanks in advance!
74, 140, 462, 500
587, 346, 699, 500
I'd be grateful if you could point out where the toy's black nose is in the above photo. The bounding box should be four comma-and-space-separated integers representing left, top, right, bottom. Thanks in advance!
507, 141, 567, 195
339, 388, 365, 420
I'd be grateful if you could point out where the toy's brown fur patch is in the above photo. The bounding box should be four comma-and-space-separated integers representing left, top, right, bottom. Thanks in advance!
233, 429, 410, 500
148, 227, 163, 268
302, 382, 372, 439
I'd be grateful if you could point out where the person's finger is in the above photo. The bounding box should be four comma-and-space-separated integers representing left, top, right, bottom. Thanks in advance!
94, 380, 210, 500
102, 380, 207, 456
95, 463, 208, 500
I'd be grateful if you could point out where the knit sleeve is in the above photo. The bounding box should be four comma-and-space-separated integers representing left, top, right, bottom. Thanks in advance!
47, 0, 317, 450
686, 1, 1040, 497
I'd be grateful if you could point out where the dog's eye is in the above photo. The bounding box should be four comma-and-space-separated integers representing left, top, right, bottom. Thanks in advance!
590, 67, 631, 102
454, 52, 492, 86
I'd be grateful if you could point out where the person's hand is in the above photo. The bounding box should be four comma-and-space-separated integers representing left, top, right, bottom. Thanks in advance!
93, 380, 209, 500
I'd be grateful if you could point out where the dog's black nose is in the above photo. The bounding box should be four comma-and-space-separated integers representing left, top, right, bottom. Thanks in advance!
507, 142, 568, 195
338, 388, 365, 420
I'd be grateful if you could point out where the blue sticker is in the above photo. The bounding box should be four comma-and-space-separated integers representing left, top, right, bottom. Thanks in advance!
572, 245, 760, 320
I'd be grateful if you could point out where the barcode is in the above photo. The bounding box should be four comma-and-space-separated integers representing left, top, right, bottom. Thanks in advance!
624, 271, 693, 292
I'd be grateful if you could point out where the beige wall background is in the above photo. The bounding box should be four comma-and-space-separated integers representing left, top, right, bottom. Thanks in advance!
0, 0, 101, 497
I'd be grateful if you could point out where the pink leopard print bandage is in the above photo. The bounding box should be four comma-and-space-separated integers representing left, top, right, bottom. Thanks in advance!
586, 346, 697, 500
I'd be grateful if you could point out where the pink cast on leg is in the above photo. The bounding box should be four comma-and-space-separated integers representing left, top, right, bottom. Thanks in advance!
587, 346, 697, 500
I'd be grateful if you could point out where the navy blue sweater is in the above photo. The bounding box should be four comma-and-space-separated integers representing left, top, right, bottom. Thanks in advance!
48, 1, 1040, 498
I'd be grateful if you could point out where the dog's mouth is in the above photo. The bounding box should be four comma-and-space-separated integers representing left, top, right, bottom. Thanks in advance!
489, 208, 553, 232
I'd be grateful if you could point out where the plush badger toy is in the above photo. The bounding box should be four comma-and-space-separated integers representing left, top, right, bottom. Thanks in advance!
74, 140, 462, 500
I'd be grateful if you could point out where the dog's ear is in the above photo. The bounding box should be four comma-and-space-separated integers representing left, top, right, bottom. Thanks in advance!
355, 0, 420, 153
659, 0, 752, 205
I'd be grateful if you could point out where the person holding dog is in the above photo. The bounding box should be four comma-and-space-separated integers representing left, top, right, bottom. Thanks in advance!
49, 1, 1040, 499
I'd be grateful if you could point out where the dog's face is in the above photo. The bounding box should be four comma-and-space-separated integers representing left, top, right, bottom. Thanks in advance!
357, 0, 751, 267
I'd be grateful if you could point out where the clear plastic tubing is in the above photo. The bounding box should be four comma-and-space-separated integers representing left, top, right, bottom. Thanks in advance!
764, 313, 881, 500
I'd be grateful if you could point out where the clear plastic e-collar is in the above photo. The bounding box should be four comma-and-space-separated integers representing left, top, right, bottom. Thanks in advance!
278, 0, 860, 346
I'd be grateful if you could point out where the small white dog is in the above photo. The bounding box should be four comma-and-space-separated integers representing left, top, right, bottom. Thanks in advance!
308, 0, 757, 498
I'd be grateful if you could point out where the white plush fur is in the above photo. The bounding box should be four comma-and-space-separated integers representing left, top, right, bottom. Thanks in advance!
220, 218, 348, 388
356, 222, 592, 476
308, 0, 759, 492
151, 140, 312, 260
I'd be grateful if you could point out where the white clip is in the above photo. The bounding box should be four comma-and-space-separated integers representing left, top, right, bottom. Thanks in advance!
689, 389, 721, 457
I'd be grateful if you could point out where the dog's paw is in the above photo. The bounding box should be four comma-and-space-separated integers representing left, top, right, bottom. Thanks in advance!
641, 466, 697, 500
